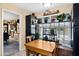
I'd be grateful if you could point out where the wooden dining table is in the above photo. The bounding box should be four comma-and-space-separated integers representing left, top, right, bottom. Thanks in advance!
25, 39, 56, 56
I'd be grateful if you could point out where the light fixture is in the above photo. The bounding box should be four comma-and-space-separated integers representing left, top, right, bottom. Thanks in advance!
43, 3, 52, 8
43, 3, 59, 16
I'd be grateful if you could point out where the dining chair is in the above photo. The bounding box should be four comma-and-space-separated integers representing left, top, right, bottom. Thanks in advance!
26, 36, 34, 43
26, 36, 39, 56
55, 40, 59, 56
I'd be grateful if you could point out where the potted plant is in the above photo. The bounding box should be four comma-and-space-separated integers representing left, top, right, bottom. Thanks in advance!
35, 32, 40, 39
57, 13, 66, 22
67, 13, 71, 21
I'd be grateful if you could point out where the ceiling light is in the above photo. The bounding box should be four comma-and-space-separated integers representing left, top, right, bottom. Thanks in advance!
43, 3, 52, 7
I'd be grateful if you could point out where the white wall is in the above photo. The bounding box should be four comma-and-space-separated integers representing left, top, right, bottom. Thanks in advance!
0, 3, 30, 56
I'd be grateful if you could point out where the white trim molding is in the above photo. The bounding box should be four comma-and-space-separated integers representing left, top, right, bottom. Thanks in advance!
2, 8, 22, 56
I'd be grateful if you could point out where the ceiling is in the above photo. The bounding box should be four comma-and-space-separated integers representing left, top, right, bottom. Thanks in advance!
13, 3, 70, 13
3, 11, 19, 21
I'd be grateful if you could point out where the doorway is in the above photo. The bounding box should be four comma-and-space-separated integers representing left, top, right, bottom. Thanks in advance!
2, 9, 21, 56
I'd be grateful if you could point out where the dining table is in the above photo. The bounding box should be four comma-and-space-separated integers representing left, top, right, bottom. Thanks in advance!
25, 39, 56, 56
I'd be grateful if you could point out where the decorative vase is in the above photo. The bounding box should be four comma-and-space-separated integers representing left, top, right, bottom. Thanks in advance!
51, 19, 55, 22
44, 17, 49, 23
45, 19, 48, 23
44, 35, 48, 41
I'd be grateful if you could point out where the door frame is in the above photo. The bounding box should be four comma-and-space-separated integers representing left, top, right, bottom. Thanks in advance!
2, 8, 22, 56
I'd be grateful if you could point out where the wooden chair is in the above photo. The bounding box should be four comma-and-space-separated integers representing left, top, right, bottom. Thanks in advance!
26, 36, 38, 56
55, 40, 59, 56
50, 40, 59, 56
26, 36, 34, 43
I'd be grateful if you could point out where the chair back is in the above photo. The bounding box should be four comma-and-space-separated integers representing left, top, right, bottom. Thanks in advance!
26, 36, 34, 43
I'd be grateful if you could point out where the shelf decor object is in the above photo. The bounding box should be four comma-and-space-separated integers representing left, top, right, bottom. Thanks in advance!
17, 19, 19, 23
50, 28, 55, 35
38, 18, 42, 24
51, 16, 56, 22
32, 20, 34, 25
43, 35, 48, 41
35, 32, 40, 39
67, 13, 71, 21
44, 17, 48, 23
43, 10, 59, 16
56, 13, 66, 22
32, 13, 37, 19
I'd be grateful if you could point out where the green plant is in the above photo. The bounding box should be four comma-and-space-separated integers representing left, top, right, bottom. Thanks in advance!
35, 32, 40, 39
57, 13, 66, 22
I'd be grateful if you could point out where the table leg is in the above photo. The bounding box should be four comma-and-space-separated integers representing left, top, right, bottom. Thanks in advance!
26, 49, 30, 56
52, 48, 57, 56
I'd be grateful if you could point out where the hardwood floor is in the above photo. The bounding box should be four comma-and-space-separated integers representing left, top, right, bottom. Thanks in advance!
13, 50, 26, 56
12, 47, 73, 56
57, 46, 73, 56
11, 43, 73, 56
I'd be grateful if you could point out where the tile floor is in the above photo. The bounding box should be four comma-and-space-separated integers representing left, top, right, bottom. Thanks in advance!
13, 50, 26, 56
4, 40, 19, 56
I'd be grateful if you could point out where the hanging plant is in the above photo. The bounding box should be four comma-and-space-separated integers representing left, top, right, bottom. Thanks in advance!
57, 13, 66, 22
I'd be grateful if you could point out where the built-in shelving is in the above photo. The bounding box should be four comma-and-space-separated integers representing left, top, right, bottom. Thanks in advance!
27, 13, 73, 48
36, 13, 73, 48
